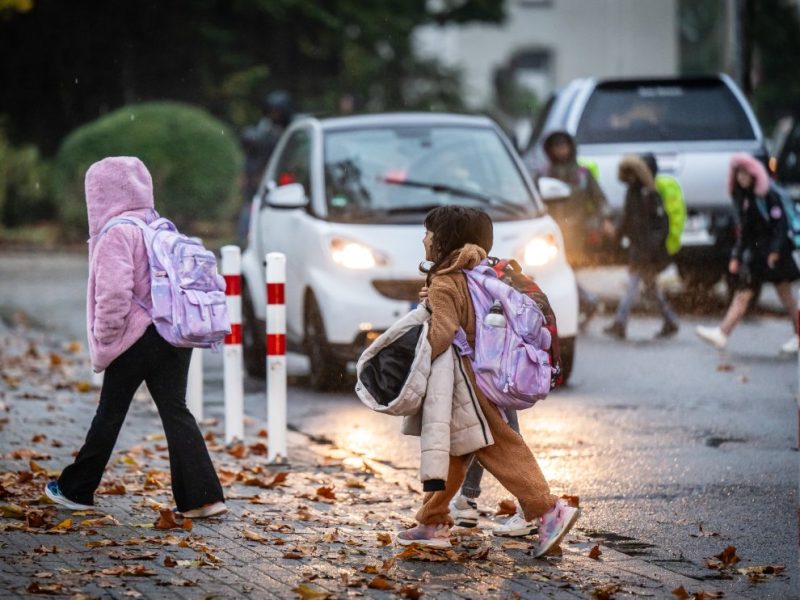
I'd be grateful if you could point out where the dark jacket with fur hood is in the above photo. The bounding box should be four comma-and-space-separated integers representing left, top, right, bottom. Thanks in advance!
618, 156, 669, 273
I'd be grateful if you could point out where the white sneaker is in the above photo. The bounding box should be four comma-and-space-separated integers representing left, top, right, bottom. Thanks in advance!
448, 495, 479, 528
179, 501, 227, 519
780, 335, 799, 354
695, 325, 728, 350
493, 511, 537, 537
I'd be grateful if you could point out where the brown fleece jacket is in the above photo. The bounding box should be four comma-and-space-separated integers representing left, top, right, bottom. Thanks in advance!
426, 244, 486, 359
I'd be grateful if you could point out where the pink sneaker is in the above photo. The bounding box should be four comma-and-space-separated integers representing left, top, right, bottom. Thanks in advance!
534, 499, 580, 558
396, 523, 451, 548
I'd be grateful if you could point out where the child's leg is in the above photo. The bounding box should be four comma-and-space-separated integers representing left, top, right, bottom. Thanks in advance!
720, 288, 755, 336
774, 281, 798, 333
460, 410, 518, 500
644, 275, 678, 325
415, 454, 470, 526
57, 338, 148, 505
474, 396, 557, 522
144, 336, 224, 513
613, 270, 641, 325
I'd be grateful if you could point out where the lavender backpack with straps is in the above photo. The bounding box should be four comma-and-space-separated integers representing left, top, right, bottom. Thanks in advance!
453, 260, 553, 410
99, 216, 230, 349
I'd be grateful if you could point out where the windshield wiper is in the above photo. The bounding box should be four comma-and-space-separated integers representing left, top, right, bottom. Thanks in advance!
385, 203, 446, 215
381, 178, 528, 217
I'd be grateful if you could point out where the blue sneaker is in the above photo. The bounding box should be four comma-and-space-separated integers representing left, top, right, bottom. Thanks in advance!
44, 481, 94, 510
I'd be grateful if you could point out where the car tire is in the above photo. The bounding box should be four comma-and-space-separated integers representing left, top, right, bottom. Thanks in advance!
559, 336, 575, 385
242, 285, 266, 379
304, 293, 348, 392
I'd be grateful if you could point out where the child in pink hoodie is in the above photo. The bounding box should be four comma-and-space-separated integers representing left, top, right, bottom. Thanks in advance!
45, 157, 226, 518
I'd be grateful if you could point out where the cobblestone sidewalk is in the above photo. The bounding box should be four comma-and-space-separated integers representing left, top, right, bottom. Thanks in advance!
0, 316, 753, 599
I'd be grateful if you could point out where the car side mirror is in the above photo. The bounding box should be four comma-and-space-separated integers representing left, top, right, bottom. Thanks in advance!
267, 183, 308, 209
537, 176, 571, 202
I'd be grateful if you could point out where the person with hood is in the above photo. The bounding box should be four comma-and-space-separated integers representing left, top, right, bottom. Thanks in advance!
45, 157, 226, 518
603, 155, 679, 339
696, 154, 800, 352
370, 206, 580, 556
540, 131, 611, 329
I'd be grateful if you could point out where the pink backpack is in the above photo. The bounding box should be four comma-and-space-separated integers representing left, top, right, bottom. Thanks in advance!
99, 216, 230, 349
453, 260, 553, 410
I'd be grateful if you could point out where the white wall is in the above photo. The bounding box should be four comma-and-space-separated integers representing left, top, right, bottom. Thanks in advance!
416, 0, 678, 108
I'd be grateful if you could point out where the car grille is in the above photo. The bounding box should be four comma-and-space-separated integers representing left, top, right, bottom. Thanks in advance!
372, 279, 425, 301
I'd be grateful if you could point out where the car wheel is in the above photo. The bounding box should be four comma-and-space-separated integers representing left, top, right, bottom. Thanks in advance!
304, 293, 348, 391
242, 285, 266, 378
559, 336, 575, 385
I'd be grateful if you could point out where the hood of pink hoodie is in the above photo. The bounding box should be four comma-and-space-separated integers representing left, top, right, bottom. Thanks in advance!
86, 156, 155, 239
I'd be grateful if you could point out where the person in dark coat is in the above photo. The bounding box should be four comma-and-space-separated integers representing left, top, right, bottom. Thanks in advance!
697, 153, 800, 352
540, 131, 611, 330
604, 155, 678, 339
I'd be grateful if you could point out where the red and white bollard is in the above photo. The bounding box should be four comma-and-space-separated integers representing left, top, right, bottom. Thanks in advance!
186, 349, 203, 422
266, 252, 288, 463
222, 245, 244, 444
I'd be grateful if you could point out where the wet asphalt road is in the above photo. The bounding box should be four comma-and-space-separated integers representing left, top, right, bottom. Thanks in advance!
1, 251, 798, 597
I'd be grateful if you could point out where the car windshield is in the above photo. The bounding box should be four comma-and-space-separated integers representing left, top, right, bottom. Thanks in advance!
323, 125, 541, 223
576, 80, 756, 144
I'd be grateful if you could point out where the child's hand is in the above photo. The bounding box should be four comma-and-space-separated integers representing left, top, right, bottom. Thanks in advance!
419, 286, 429, 300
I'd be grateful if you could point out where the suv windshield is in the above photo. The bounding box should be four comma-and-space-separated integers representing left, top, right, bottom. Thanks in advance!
323, 125, 541, 222
576, 80, 756, 144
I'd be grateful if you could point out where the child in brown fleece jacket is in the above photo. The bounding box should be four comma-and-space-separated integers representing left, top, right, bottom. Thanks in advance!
396, 206, 579, 558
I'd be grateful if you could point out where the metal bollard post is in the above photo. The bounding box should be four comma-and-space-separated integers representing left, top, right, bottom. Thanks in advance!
222, 245, 244, 444
186, 349, 203, 422
266, 252, 288, 464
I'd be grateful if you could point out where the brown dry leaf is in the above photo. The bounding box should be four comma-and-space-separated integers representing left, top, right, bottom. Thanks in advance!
717, 363, 735, 372
26, 510, 50, 529
501, 540, 530, 551
109, 550, 158, 561
672, 586, 690, 600
396, 544, 459, 562
376, 532, 392, 547
31, 433, 47, 443
399, 585, 422, 600
561, 494, 580, 508
79, 514, 120, 528
26, 582, 63, 595
590, 583, 621, 600
33, 545, 57, 554
263, 471, 289, 489
316, 486, 336, 501
67, 341, 82, 354
283, 549, 307, 560
100, 564, 156, 577
243, 529, 269, 543
588, 543, 602, 560
75, 381, 92, 393
737, 564, 785, 581
291, 583, 331, 599
257, 428, 268, 438
496, 499, 517, 516
227, 442, 248, 459
321, 528, 338, 543
216, 469, 239, 487
154, 509, 192, 531
296, 507, 313, 521
249, 442, 268, 456
709, 545, 739, 569
86, 539, 121, 548
203, 431, 216, 443
163, 555, 177, 567
345, 478, 365, 489
0, 503, 26, 519
368, 576, 395, 590
97, 483, 126, 496
49, 353, 63, 367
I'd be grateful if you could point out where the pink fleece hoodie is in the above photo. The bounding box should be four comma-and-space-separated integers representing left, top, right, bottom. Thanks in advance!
86, 157, 157, 372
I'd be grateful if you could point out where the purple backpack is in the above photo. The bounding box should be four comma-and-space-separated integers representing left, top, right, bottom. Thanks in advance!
99, 216, 230, 349
454, 260, 553, 410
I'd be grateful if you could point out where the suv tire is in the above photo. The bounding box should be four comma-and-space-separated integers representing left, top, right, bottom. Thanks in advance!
559, 336, 575, 384
242, 285, 266, 378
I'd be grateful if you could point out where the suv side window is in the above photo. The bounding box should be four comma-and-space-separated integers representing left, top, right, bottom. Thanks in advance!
273, 129, 311, 192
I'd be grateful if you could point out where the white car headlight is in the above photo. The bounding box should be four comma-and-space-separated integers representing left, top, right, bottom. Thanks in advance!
330, 238, 384, 269
524, 234, 558, 267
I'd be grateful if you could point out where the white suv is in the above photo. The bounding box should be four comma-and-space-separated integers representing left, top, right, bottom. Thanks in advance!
241, 113, 578, 389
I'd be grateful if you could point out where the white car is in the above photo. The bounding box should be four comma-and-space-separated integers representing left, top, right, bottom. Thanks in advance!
241, 113, 578, 389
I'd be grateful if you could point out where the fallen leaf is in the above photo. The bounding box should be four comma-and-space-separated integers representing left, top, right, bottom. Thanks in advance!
243, 529, 269, 543
33, 545, 57, 554
227, 442, 248, 459
590, 583, 621, 600
31, 433, 47, 443
49, 353, 63, 367
345, 478, 365, 489
163, 555, 177, 567
67, 341, 82, 354
496, 499, 517, 517
368, 576, 394, 590
86, 539, 121, 548
322, 528, 338, 543
501, 540, 530, 551
588, 544, 602, 560
257, 429, 268, 438
283, 550, 306, 560
706, 545, 739, 569
396, 544, 459, 562
399, 585, 422, 600
154, 509, 192, 531
109, 550, 158, 561
737, 564, 785, 581
0, 503, 26, 519
123, 591, 143, 598
291, 583, 331, 599
560, 494, 581, 508
672, 586, 690, 600
249, 442, 268, 456
376, 532, 392, 546
26, 582, 63, 595
79, 515, 120, 528
717, 363, 734, 372
316, 486, 336, 500
48, 518, 72, 532
97, 483, 126, 495
75, 381, 92, 393
100, 564, 156, 577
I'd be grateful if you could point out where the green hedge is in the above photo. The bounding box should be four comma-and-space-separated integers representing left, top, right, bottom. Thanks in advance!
55, 102, 242, 239
0, 126, 52, 227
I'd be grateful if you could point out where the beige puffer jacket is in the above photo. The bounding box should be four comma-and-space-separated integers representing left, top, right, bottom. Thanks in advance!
356, 305, 493, 490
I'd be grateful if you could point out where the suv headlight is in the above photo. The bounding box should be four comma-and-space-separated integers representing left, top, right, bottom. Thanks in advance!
330, 238, 385, 269
524, 234, 558, 267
